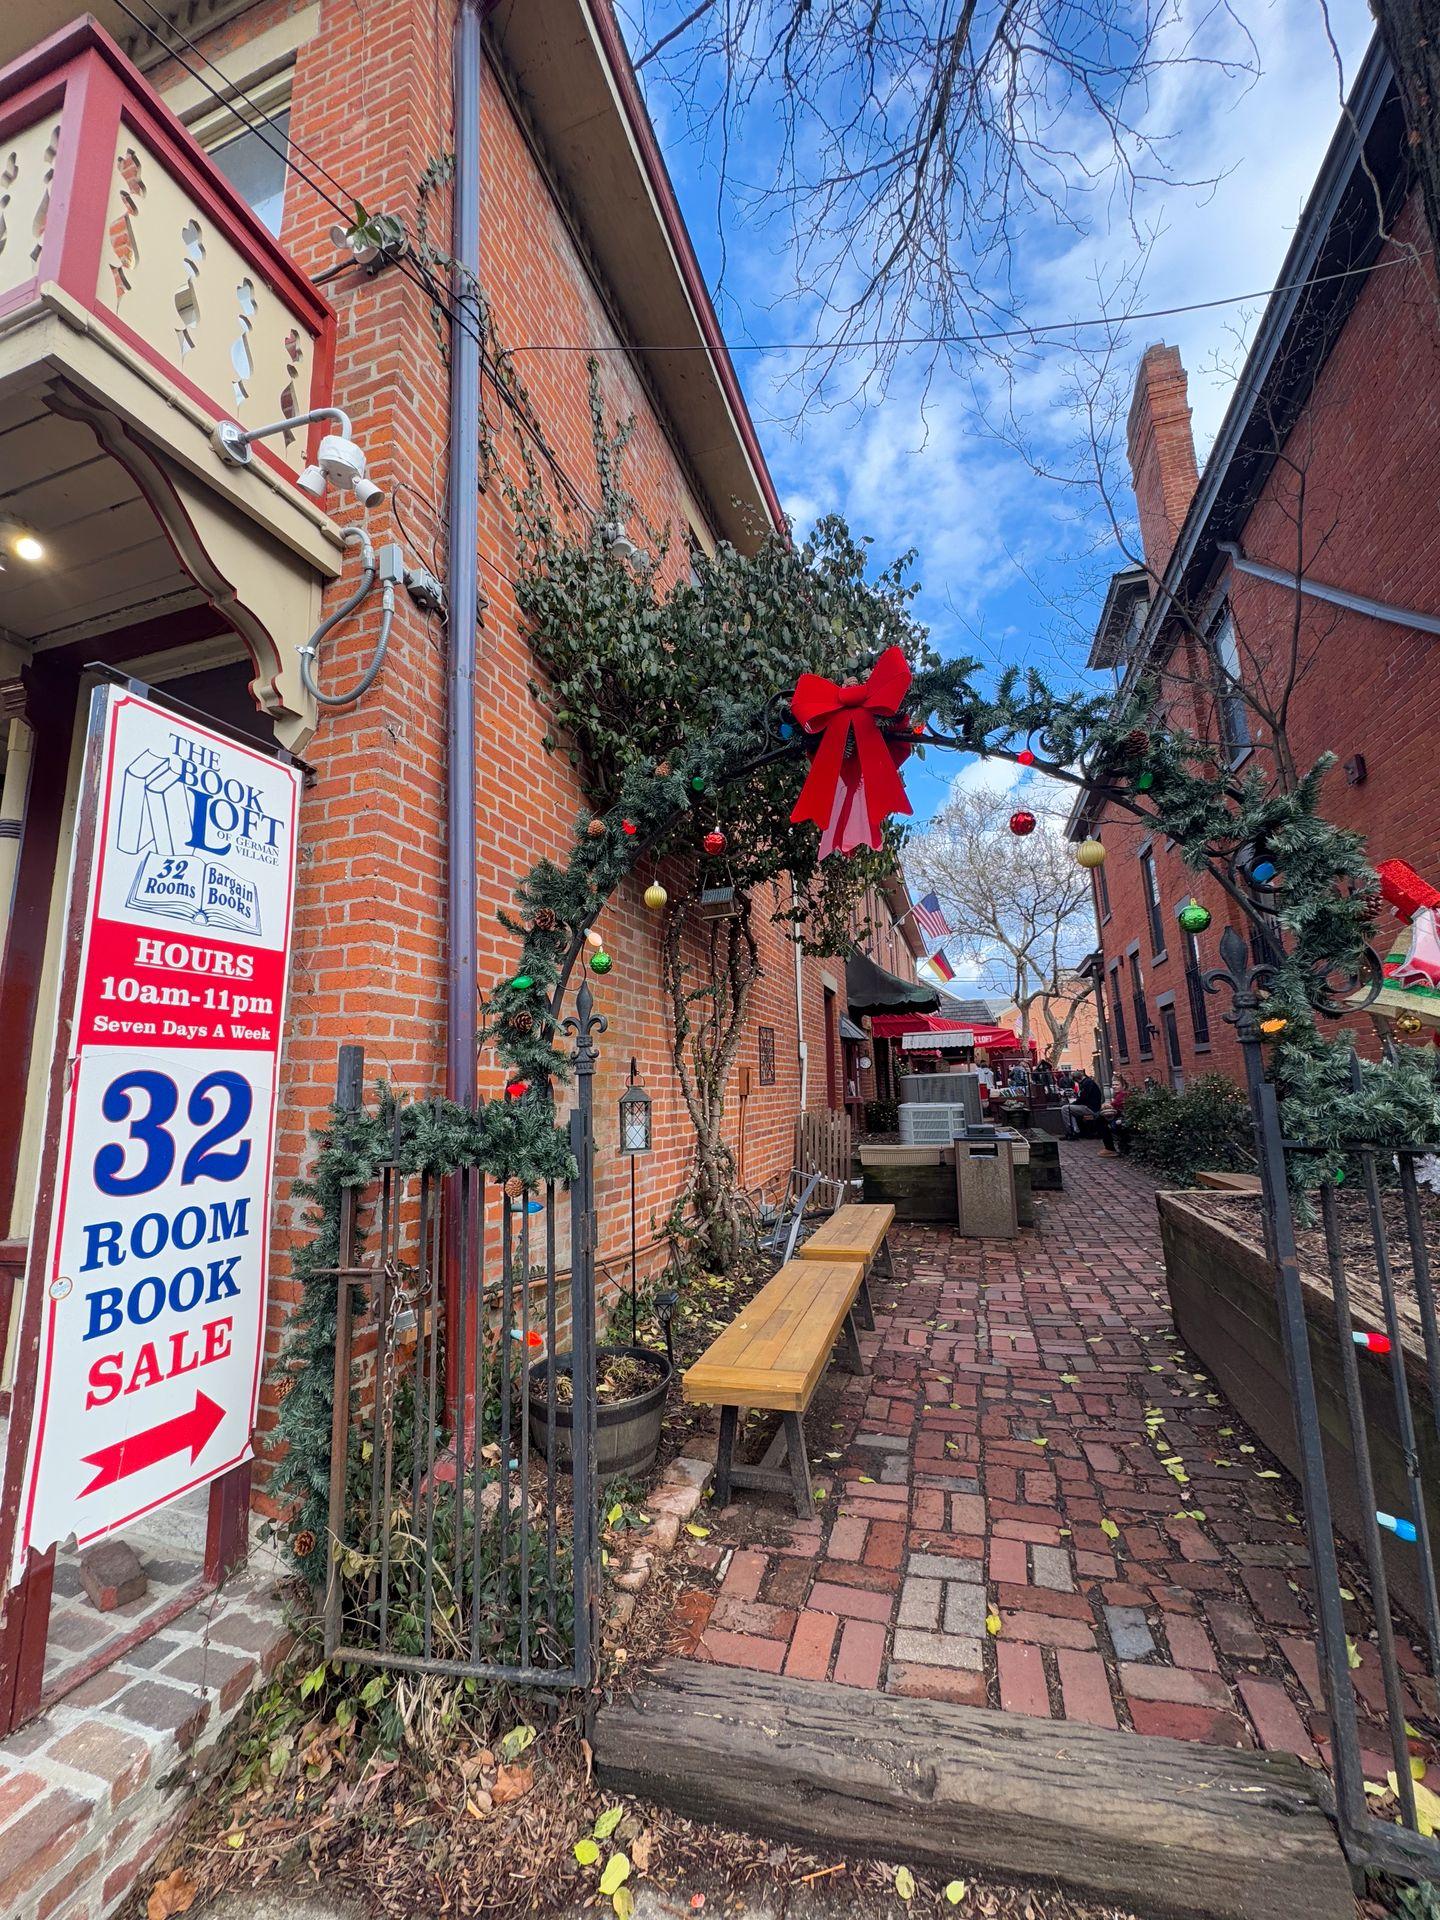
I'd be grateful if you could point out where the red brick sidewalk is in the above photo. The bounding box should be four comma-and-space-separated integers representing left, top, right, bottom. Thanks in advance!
666, 1141, 1429, 1760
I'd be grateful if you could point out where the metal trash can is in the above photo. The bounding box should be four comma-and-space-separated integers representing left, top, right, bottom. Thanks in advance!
953, 1129, 1019, 1238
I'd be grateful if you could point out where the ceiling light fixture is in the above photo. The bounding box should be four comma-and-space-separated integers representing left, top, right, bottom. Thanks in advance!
0, 520, 45, 564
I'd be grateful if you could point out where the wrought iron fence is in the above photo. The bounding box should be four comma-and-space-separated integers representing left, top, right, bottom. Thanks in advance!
320, 990, 604, 1689
1213, 926, 1440, 1876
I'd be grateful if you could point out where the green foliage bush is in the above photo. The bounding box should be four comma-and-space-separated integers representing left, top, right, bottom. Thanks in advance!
864, 1098, 899, 1133
1122, 1074, 1255, 1186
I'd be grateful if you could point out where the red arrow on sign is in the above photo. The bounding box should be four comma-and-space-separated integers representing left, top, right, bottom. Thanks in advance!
79, 1392, 225, 1495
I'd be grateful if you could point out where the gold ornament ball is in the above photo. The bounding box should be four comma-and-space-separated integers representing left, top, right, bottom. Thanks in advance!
1396, 1010, 1424, 1037
1260, 1016, 1287, 1036
644, 881, 668, 910
1076, 838, 1106, 869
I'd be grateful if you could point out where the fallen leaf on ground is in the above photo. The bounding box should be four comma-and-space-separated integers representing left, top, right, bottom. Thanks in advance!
1099, 1519, 1119, 1540
946, 1881, 968, 1905
498, 1723, 536, 1763
895, 1866, 916, 1900
594, 1805, 625, 1840
632, 1830, 654, 1872
147, 1869, 198, 1920
575, 1838, 601, 1866
599, 1853, 631, 1895
985, 1611, 1002, 1636
684, 1523, 710, 1538
491, 1764, 533, 1804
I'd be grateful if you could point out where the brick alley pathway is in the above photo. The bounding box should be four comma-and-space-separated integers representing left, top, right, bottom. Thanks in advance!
666, 1140, 1429, 1759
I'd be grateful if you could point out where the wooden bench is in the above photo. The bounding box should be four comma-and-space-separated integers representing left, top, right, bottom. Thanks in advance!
794, 1201, 894, 1330
682, 1257, 866, 1516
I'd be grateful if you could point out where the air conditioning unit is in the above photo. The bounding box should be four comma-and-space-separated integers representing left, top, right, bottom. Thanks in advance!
898, 1073, 983, 1124
899, 1103, 981, 1146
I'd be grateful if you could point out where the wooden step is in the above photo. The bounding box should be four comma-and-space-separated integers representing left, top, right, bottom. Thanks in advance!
595, 1659, 1352, 1920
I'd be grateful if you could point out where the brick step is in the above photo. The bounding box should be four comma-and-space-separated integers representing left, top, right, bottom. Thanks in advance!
594, 1656, 1352, 1920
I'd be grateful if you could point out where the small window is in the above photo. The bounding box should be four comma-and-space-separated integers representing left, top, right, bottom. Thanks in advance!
1109, 964, 1129, 1063
1182, 923, 1210, 1045
209, 109, 292, 236
1140, 849, 1165, 956
1129, 950, 1153, 1058
1211, 609, 1251, 764
1094, 853, 1111, 923
1158, 1001, 1183, 1085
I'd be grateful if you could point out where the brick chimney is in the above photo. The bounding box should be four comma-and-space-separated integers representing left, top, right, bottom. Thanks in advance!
1126, 343, 1199, 575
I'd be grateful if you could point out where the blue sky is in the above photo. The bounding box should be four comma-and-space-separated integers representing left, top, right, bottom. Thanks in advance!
621, 0, 1376, 837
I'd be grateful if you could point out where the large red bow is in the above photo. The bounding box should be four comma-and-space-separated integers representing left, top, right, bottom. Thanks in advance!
789, 646, 914, 858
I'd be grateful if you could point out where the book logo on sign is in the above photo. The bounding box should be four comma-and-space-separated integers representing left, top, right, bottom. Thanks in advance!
116, 732, 286, 938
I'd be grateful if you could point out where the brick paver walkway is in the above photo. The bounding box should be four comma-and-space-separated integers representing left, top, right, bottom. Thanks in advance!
668, 1141, 1428, 1759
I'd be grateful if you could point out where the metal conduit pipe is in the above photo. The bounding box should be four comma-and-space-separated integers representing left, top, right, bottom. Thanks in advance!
446, 0, 493, 1112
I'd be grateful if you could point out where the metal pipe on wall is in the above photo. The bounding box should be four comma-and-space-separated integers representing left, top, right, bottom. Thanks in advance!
446, 0, 489, 1110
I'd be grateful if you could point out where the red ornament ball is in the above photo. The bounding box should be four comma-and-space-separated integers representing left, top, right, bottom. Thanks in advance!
703, 829, 727, 856
621, 819, 637, 836
505, 1079, 529, 1100
1017, 749, 1035, 767
1009, 809, 1037, 836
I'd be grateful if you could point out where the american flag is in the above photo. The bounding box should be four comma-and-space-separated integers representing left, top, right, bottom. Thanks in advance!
913, 892, 951, 941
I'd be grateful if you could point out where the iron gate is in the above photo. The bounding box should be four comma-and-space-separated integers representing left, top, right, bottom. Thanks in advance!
1216, 926, 1440, 1877
320, 988, 604, 1689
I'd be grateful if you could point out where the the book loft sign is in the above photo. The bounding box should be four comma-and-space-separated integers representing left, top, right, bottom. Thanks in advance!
6, 686, 300, 1585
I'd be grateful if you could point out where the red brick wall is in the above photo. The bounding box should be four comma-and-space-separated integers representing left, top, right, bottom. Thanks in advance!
147, 0, 839, 1460
1091, 198, 1440, 1093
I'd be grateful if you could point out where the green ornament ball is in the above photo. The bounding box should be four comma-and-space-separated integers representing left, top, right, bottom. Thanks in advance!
1178, 899, 1211, 934
589, 949, 613, 975
1134, 770, 1154, 792
511, 973, 534, 990
690, 776, 706, 793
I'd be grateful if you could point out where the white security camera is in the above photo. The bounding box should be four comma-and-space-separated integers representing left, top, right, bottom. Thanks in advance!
316, 433, 372, 494
212, 407, 381, 509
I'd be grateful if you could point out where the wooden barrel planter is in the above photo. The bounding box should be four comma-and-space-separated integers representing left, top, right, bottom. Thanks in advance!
528, 1345, 672, 1480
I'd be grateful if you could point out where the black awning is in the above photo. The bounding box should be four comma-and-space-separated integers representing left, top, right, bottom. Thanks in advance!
844, 950, 940, 1016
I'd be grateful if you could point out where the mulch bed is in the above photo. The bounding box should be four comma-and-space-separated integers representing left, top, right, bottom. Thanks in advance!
1184, 1185, 1440, 1352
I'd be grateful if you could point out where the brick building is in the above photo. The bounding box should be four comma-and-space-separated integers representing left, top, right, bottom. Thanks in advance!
1070, 35, 1440, 1092
0, 2, 917, 1907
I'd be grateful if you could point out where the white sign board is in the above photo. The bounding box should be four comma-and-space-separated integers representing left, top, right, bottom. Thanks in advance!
902, 1028, 975, 1050
10, 688, 300, 1582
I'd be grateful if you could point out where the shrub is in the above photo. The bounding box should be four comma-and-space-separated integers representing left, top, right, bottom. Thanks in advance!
1123, 1074, 1254, 1186
865, 1098, 899, 1134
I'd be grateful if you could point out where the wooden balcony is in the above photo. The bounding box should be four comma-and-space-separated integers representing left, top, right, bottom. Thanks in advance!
0, 18, 341, 744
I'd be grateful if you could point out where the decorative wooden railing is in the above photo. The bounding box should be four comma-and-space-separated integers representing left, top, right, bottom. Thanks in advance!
0, 18, 333, 483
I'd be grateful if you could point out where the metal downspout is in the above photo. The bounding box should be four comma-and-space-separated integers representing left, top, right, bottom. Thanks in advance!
447, 0, 487, 1110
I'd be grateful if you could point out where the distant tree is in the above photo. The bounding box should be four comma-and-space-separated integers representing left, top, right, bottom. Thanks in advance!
907, 789, 1095, 1056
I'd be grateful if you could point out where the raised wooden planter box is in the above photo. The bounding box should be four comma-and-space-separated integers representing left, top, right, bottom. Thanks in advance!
1025, 1130, 1063, 1190
1158, 1190, 1440, 1623
858, 1145, 955, 1222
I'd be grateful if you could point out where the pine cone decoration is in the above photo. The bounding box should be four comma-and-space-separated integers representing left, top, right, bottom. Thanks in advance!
587, 817, 606, 839
510, 1009, 535, 1036
293, 1529, 317, 1559
532, 907, 557, 932
1124, 728, 1150, 758
504, 1176, 525, 1198
655, 760, 671, 777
